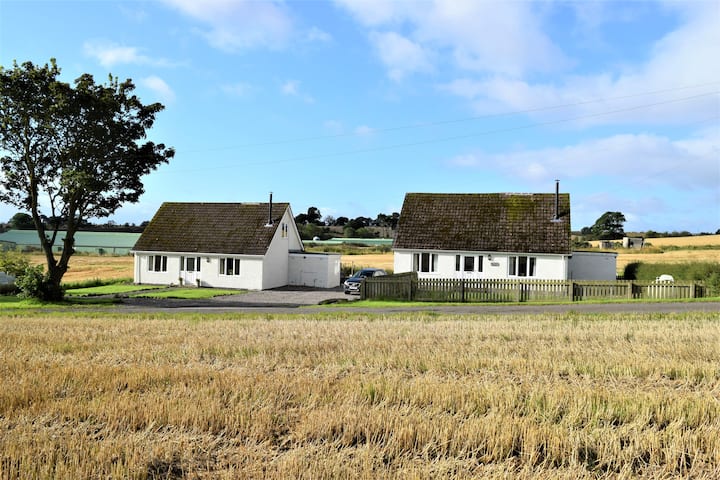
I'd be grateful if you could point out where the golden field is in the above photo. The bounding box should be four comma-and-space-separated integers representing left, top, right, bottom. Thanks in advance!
0, 312, 718, 478
341, 253, 395, 272
644, 235, 720, 247
27, 253, 135, 283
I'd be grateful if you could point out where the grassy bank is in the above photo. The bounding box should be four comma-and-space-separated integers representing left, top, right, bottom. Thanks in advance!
0, 311, 718, 478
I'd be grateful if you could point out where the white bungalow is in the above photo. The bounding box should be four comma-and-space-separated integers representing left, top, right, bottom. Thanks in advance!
393, 190, 616, 281
132, 200, 340, 290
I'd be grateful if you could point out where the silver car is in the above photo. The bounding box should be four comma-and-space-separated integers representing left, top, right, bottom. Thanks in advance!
343, 268, 387, 294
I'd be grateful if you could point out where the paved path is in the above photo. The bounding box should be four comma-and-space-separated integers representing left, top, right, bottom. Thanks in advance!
114, 286, 720, 315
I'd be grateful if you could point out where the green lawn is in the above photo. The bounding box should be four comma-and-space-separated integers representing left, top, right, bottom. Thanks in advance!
131, 288, 244, 299
65, 283, 166, 296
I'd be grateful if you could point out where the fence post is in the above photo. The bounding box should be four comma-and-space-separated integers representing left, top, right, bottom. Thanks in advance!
461, 280, 466, 303
515, 281, 522, 302
627, 281, 634, 300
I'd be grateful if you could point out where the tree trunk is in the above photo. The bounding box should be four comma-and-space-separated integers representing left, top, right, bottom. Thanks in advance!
43, 266, 66, 301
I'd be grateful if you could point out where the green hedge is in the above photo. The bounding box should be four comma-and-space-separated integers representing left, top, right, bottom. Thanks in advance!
623, 262, 720, 296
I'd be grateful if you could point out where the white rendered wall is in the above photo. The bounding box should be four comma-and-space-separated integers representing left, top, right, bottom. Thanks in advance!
568, 251, 618, 280
289, 253, 341, 288
394, 249, 569, 280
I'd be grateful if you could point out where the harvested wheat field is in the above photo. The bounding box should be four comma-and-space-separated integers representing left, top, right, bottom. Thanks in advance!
644, 235, 720, 247
616, 249, 720, 273
342, 253, 394, 272
27, 253, 134, 283
0, 311, 719, 479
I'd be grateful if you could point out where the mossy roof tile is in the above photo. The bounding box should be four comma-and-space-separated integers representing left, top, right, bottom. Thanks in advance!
393, 193, 571, 254
132, 202, 289, 255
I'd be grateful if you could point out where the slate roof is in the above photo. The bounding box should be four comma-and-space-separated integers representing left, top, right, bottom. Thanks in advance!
393, 193, 571, 255
132, 202, 290, 255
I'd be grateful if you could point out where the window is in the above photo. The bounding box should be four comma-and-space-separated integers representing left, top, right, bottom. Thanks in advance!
457, 255, 483, 273
413, 253, 437, 273
220, 258, 241, 276
464, 256, 474, 272
509, 256, 536, 277
188, 257, 201, 272
148, 255, 167, 272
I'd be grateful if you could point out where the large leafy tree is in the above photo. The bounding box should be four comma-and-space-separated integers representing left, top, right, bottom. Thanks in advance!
0, 59, 174, 299
591, 211, 626, 240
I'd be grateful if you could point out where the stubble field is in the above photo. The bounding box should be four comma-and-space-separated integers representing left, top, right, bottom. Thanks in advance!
0, 312, 718, 478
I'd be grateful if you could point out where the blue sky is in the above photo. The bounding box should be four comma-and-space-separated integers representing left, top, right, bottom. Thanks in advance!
1, 0, 718, 233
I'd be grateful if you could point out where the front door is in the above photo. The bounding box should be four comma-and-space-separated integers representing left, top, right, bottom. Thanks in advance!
181, 256, 201, 286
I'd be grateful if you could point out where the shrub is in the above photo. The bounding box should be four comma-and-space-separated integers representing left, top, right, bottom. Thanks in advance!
0, 249, 30, 278
15, 265, 64, 300
623, 261, 720, 295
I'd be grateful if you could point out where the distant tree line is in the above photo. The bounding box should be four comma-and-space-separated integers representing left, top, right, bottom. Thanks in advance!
3, 212, 147, 233
576, 211, 719, 241
294, 207, 399, 240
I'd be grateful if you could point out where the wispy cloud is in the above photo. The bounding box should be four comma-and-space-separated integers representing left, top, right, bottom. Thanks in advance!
306, 26, 332, 43
336, 0, 568, 78
84, 40, 180, 68
281, 80, 314, 103
141, 75, 176, 103
446, 129, 719, 191
369, 31, 432, 81
438, 2, 720, 126
160, 0, 293, 52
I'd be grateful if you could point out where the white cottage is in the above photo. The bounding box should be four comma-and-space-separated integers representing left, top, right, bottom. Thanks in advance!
393, 191, 616, 281
132, 200, 340, 290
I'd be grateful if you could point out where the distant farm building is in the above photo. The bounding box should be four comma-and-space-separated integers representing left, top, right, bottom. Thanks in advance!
0, 230, 141, 255
623, 236, 644, 249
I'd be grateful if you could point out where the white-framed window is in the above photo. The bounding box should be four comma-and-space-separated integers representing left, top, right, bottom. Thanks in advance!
148, 255, 167, 272
413, 252, 437, 273
509, 256, 536, 277
220, 258, 241, 276
180, 256, 201, 272
455, 255, 483, 273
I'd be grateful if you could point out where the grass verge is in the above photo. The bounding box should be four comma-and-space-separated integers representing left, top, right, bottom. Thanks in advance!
131, 288, 244, 299
65, 283, 166, 296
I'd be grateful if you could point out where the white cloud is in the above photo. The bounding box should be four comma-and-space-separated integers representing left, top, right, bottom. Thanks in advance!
439, 3, 720, 125
141, 76, 176, 103
446, 129, 719, 191
281, 80, 314, 103
336, 0, 567, 78
333, 0, 405, 26
306, 26, 332, 43
84, 41, 148, 67
84, 40, 179, 68
369, 31, 432, 81
161, 0, 293, 51
281, 80, 299, 96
